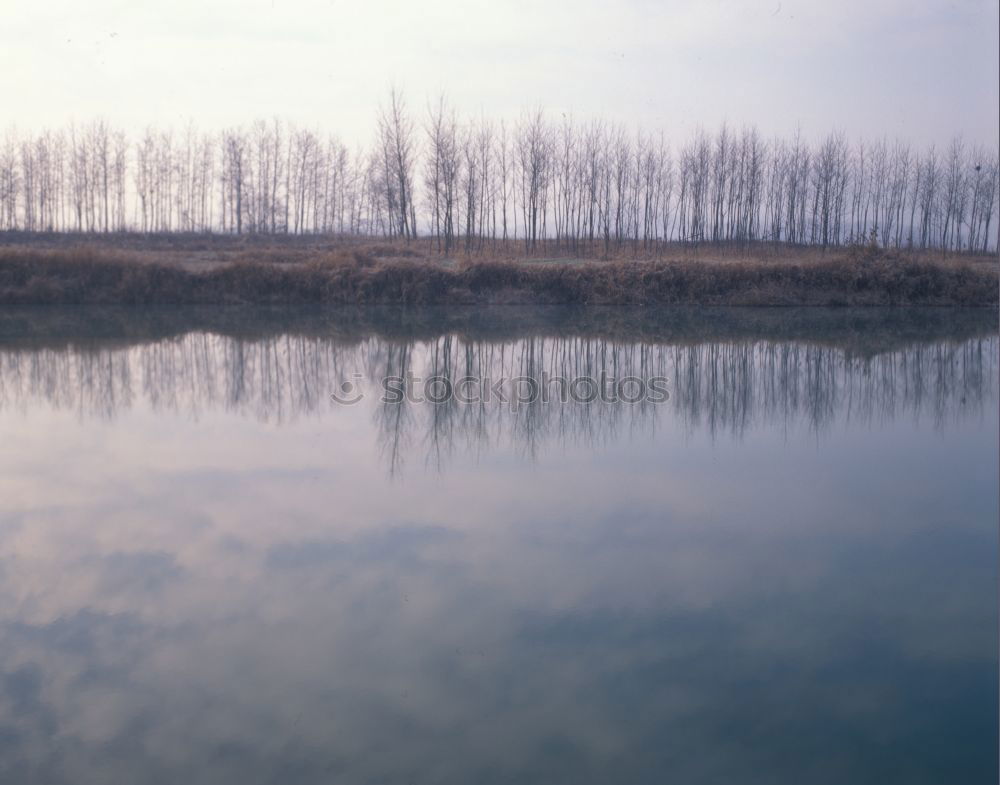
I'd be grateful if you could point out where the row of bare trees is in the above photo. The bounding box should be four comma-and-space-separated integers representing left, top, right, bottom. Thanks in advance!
1, 93, 997, 253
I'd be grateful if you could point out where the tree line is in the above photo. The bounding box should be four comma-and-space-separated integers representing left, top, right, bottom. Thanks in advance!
1, 90, 997, 254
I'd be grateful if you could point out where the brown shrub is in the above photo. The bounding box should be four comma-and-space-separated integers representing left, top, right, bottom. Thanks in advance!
0, 247, 995, 307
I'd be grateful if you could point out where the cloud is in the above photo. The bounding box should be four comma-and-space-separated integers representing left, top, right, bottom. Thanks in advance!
0, 0, 995, 145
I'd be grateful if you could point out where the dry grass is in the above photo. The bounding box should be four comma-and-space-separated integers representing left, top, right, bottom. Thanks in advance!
0, 239, 995, 307
2, 230, 996, 268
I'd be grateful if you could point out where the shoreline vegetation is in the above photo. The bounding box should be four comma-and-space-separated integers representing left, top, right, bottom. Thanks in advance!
0, 235, 996, 307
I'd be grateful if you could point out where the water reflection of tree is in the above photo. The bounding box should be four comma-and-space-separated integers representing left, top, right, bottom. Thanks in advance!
0, 332, 994, 473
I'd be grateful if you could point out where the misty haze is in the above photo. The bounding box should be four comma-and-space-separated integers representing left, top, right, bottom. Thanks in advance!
0, 2, 997, 784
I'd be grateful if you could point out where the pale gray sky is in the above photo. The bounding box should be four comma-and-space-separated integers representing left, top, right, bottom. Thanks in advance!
3, 0, 997, 146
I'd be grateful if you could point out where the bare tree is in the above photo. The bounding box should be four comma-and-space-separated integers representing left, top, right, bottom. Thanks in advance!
0, 102, 994, 254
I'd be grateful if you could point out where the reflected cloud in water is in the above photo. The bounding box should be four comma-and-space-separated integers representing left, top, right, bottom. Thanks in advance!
0, 307, 995, 784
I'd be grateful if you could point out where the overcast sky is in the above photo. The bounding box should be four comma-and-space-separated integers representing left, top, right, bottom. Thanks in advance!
2, 0, 997, 147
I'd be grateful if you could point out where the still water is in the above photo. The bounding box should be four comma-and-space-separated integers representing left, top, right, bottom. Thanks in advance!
0, 306, 996, 784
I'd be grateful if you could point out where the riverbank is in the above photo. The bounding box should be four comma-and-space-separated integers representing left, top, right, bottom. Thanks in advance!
0, 246, 996, 307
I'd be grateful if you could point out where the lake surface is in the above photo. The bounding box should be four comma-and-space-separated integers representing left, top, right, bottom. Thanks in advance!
0, 306, 996, 785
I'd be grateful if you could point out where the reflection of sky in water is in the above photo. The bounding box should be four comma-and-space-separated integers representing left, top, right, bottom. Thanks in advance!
0, 309, 996, 784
